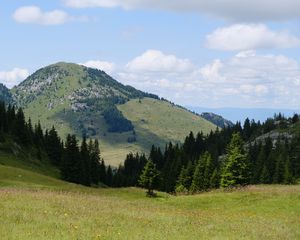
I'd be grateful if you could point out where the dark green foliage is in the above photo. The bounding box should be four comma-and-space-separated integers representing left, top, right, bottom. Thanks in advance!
105, 166, 113, 186
190, 152, 214, 192
260, 165, 270, 184
176, 162, 194, 193
139, 160, 160, 196
61, 135, 81, 184
89, 139, 101, 185
210, 169, 220, 188
45, 126, 62, 166
111, 152, 147, 187
221, 133, 250, 188
110, 113, 300, 193
61, 135, 105, 186
80, 136, 91, 186
13, 108, 30, 145
0, 100, 106, 188
0, 84, 13, 104
103, 105, 134, 132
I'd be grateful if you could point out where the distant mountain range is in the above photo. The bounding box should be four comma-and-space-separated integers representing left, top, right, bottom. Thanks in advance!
200, 112, 234, 128
0, 62, 217, 165
188, 107, 300, 123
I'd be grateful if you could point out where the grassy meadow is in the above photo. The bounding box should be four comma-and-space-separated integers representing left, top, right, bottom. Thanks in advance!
1, 153, 300, 240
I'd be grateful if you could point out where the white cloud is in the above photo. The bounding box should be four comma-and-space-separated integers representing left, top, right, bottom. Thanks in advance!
63, 0, 300, 22
126, 50, 193, 73
117, 50, 300, 108
205, 24, 300, 51
13, 6, 71, 25
0, 68, 29, 88
80, 60, 116, 74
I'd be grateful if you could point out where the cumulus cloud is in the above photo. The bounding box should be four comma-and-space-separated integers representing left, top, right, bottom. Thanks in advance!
13, 6, 71, 25
80, 60, 116, 74
0, 68, 29, 88
205, 24, 300, 51
63, 0, 300, 22
126, 50, 193, 73
117, 50, 300, 108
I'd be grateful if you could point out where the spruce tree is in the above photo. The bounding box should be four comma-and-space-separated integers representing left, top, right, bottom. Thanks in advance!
221, 133, 250, 188
210, 169, 220, 189
190, 152, 213, 192
139, 160, 160, 196
61, 135, 81, 184
260, 164, 271, 184
175, 167, 189, 193
106, 166, 113, 186
45, 126, 62, 166
80, 136, 91, 186
89, 139, 101, 185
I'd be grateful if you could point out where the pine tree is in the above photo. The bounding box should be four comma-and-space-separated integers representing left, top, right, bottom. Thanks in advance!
221, 133, 250, 188
190, 152, 213, 192
139, 160, 160, 196
13, 108, 29, 145
61, 135, 81, 184
175, 167, 189, 193
45, 126, 62, 166
80, 136, 91, 186
105, 166, 113, 186
89, 139, 101, 185
260, 164, 271, 184
210, 169, 220, 189
283, 158, 293, 184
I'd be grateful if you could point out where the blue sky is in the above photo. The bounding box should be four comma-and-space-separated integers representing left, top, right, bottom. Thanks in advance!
1, 0, 300, 109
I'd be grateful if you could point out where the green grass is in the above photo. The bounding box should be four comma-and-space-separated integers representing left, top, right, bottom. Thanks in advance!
1, 153, 299, 239
23, 97, 216, 166
14, 62, 217, 166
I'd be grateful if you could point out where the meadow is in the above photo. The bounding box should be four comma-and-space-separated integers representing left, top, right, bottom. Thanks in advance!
1, 153, 299, 240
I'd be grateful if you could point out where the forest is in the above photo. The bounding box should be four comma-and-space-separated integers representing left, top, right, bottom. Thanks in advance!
0, 101, 299, 193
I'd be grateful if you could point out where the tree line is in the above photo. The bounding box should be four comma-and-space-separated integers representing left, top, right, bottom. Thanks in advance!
1, 100, 299, 193
0, 102, 111, 186
110, 113, 300, 193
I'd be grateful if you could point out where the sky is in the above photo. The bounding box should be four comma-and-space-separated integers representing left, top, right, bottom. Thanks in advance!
1, 0, 300, 109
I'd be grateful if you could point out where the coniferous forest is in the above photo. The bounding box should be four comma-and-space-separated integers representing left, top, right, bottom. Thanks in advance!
0, 101, 299, 193
111, 113, 300, 193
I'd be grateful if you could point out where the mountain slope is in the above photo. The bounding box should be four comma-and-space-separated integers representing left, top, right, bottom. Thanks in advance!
201, 112, 234, 128
0, 83, 12, 104
12, 62, 216, 165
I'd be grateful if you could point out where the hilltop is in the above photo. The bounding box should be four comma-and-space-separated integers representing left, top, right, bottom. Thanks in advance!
8, 62, 216, 165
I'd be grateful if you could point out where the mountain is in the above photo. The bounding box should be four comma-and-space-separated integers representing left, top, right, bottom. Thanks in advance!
11, 62, 216, 165
0, 83, 12, 104
188, 106, 300, 123
200, 112, 234, 128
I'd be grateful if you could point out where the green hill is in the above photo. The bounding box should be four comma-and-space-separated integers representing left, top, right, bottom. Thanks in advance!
10, 62, 216, 165
0, 150, 299, 239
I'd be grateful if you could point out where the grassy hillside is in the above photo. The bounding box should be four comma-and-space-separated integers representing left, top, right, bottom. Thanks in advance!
100, 98, 216, 165
119, 98, 215, 145
11, 62, 216, 166
1, 152, 300, 239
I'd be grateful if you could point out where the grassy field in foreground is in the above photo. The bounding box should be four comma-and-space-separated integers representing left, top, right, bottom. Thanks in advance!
1, 160, 300, 240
